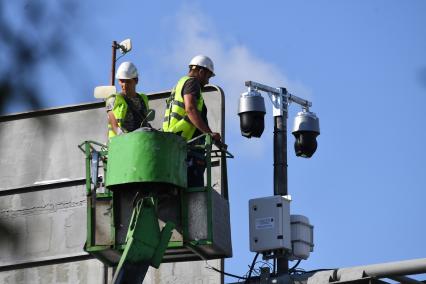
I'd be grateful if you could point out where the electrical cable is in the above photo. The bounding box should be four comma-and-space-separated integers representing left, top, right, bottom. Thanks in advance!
204, 255, 277, 282
289, 260, 302, 273
204, 262, 247, 281
290, 267, 337, 276
245, 252, 259, 283
258, 261, 273, 269
115, 53, 126, 62
303, 268, 336, 274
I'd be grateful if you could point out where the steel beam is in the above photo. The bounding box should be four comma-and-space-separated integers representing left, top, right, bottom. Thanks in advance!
336, 258, 426, 280
388, 275, 424, 284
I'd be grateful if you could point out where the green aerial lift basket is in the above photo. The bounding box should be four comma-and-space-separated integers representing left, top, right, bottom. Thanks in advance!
106, 130, 187, 189
80, 131, 233, 269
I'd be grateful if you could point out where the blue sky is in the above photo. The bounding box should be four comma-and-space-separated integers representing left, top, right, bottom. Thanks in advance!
3, 0, 426, 281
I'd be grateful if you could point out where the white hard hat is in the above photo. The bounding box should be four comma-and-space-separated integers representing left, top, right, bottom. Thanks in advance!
189, 55, 215, 76
116, 61, 138, 79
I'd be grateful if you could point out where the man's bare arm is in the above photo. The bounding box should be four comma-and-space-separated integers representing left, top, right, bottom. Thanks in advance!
107, 111, 123, 135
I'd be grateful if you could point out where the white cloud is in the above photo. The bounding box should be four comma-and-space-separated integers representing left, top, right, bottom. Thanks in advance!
162, 4, 312, 159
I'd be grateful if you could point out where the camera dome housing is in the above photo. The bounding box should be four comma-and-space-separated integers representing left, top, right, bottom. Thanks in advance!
292, 110, 320, 158
238, 90, 266, 138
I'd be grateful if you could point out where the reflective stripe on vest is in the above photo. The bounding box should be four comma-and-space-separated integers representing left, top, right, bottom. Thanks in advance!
107, 93, 149, 139
162, 76, 204, 141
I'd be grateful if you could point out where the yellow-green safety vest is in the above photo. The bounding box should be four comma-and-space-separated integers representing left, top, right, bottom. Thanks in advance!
162, 76, 204, 141
107, 93, 149, 139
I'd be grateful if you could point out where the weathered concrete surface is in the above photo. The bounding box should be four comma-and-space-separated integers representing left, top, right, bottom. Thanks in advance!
0, 260, 104, 284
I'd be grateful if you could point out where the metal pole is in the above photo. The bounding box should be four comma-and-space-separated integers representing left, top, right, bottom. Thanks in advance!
337, 258, 426, 280
273, 115, 287, 196
274, 88, 288, 275
111, 41, 117, 86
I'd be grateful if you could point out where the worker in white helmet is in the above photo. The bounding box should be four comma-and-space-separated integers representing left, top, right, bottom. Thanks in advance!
163, 55, 223, 187
106, 61, 150, 139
